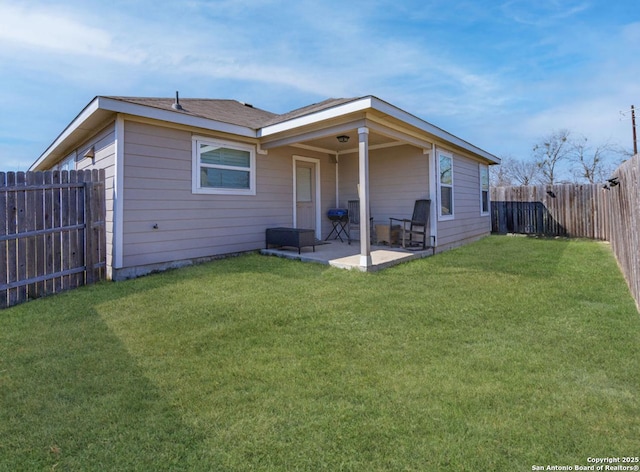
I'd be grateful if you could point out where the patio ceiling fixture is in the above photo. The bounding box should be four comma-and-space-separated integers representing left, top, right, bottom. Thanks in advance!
336, 135, 350, 143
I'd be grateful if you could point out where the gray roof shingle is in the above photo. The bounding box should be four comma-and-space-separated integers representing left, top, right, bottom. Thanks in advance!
105, 96, 361, 130
105, 97, 278, 129
260, 97, 361, 126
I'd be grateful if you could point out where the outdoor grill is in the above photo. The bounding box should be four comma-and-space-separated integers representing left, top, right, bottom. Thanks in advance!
325, 208, 349, 242
327, 208, 348, 221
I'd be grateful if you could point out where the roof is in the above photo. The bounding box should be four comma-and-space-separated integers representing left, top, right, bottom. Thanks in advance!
30, 94, 500, 170
105, 97, 277, 129
261, 98, 359, 126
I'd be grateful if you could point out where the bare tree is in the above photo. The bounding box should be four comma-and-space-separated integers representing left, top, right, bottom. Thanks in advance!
490, 155, 515, 186
533, 129, 571, 184
611, 143, 636, 161
490, 155, 541, 186
511, 158, 541, 185
569, 135, 617, 183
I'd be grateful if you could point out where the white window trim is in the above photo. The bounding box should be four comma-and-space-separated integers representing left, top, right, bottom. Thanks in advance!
57, 151, 77, 171
480, 164, 490, 216
192, 136, 256, 195
437, 151, 454, 221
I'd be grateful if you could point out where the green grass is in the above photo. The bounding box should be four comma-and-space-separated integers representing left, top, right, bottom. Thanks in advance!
1, 236, 639, 471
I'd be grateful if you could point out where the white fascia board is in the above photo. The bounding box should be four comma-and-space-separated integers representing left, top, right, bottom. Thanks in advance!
258, 97, 374, 137
257, 95, 500, 165
368, 97, 501, 164
30, 97, 102, 170
30, 96, 257, 171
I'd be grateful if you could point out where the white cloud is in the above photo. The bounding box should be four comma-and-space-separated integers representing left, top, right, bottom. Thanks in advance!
0, 0, 508, 112
500, 0, 590, 26
0, 3, 142, 63
3, 0, 637, 172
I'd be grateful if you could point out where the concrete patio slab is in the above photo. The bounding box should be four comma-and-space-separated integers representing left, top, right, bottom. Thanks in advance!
261, 240, 433, 271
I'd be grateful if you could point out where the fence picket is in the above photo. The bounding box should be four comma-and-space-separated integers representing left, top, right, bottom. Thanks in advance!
15, 172, 27, 304
0, 173, 6, 308
43, 171, 54, 295
0, 170, 105, 309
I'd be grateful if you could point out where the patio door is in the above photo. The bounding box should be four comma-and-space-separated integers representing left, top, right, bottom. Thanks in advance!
293, 157, 321, 239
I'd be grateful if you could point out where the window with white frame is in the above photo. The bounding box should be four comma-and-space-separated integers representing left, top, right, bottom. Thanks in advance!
438, 152, 454, 219
192, 137, 256, 195
480, 164, 490, 215
57, 152, 76, 171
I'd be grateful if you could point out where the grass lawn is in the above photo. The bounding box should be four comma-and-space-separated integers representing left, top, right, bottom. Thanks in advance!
1, 235, 639, 471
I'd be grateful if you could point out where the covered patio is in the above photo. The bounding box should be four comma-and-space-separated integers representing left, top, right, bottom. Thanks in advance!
259, 97, 443, 272
261, 240, 434, 272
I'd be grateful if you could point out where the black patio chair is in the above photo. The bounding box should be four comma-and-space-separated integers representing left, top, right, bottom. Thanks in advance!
389, 199, 433, 251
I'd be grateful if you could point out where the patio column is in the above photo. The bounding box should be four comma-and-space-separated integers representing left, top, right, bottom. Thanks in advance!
358, 127, 372, 268
429, 142, 438, 246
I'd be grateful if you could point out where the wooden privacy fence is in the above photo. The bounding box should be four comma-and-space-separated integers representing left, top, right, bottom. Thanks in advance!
491, 155, 640, 311
1, 170, 106, 309
491, 184, 611, 239
606, 156, 640, 312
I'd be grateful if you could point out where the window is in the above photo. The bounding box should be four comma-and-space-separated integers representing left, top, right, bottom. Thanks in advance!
57, 152, 76, 171
438, 152, 453, 219
192, 137, 255, 195
480, 165, 490, 215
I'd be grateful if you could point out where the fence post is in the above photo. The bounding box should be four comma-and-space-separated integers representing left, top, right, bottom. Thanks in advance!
0, 172, 6, 309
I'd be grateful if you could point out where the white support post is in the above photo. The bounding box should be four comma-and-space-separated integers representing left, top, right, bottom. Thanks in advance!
429, 142, 438, 247
114, 115, 125, 272
358, 127, 372, 268
335, 153, 340, 207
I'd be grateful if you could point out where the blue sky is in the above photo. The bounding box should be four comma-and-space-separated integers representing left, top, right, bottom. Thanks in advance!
1, 0, 638, 172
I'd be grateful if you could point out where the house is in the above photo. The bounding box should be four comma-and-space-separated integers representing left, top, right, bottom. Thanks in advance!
30, 95, 500, 279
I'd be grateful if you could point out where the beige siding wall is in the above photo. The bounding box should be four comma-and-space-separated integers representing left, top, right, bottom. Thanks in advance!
437, 154, 490, 249
338, 145, 430, 224
338, 146, 490, 249
120, 120, 336, 270
74, 124, 117, 278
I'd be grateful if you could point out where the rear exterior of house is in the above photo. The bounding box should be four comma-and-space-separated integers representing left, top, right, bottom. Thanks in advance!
31, 95, 499, 279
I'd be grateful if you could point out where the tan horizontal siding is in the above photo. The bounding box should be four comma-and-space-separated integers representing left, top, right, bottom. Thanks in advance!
339, 145, 430, 224
120, 121, 311, 268
437, 154, 489, 248
123, 227, 267, 251
123, 154, 189, 171
126, 121, 192, 150
74, 123, 116, 277
124, 214, 292, 233
124, 165, 190, 181
124, 211, 292, 226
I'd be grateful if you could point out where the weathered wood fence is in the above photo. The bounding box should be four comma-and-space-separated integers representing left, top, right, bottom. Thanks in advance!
491, 154, 640, 311
1, 170, 106, 309
606, 156, 640, 312
491, 184, 611, 239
